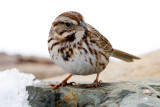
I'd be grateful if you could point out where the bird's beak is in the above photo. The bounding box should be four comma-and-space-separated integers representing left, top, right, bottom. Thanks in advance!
79, 21, 87, 30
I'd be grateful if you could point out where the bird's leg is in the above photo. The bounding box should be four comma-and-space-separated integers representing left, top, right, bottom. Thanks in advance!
85, 73, 103, 88
50, 74, 76, 89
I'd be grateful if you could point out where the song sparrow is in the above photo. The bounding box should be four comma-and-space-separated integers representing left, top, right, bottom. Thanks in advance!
48, 11, 140, 89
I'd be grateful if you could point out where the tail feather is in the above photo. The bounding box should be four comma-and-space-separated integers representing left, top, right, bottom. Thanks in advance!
111, 49, 140, 62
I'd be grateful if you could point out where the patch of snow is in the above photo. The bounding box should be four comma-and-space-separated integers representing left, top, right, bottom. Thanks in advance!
0, 68, 36, 107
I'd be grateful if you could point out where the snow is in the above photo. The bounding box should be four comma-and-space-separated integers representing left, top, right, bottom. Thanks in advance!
0, 68, 36, 107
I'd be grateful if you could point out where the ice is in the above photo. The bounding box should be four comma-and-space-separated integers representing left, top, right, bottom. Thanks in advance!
0, 68, 35, 107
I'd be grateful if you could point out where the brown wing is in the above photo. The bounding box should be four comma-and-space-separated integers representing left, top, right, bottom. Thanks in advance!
86, 23, 113, 53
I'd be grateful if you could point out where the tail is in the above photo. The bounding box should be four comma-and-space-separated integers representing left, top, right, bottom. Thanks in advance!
111, 49, 140, 62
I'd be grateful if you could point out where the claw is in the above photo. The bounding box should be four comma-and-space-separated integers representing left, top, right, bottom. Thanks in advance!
62, 82, 76, 87
84, 73, 103, 88
50, 81, 76, 89
49, 74, 73, 89
84, 80, 103, 88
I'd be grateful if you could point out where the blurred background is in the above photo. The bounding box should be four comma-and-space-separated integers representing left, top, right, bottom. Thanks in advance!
0, 0, 160, 82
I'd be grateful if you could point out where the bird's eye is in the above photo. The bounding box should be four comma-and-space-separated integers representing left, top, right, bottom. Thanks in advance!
65, 23, 71, 27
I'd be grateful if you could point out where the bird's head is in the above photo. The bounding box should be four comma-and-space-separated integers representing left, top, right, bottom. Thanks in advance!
50, 11, 87, 39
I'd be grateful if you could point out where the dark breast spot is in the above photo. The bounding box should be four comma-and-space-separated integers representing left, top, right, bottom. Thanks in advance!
88, 46, 93, 54
62, 51, 71, 61
69, 48, 73, 54
99, 63, 106, 69
59, 46, 73, 61
94, 50, 98, 59
99, 51, 108, 60
77, 42, 82, 45
62, 54, 69, 61
58, 47, 66, 53
90, 40, 96, 44
48, 38, 53, 43
65, 33, 76, 42
73, 44, 76, 48
89, 58, 93, 65
84, 39, 93, 54
78, 47, 88, 54
84, 39, 89, 46
51, 42, 59, 50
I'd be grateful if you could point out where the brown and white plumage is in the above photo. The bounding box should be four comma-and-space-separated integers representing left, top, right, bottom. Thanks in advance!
48, 11, 140, 88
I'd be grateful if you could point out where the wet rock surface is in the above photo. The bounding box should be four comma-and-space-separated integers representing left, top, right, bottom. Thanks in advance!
26, 80, 160, 107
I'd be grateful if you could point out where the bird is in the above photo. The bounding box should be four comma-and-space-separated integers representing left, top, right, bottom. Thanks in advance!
48, 11, 140, 89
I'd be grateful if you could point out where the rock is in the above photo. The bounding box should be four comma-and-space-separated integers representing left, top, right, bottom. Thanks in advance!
26, 80, 160, 107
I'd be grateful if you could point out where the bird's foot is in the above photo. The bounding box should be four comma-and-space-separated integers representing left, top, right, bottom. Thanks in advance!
50, 81, 76, 89
84, 80, 103, 88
